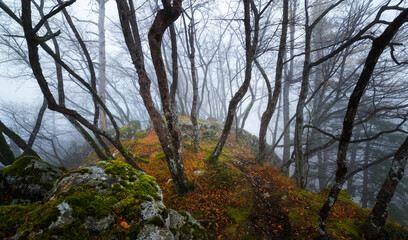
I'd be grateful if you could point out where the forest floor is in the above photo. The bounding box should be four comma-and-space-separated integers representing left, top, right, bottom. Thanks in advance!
99, 119, 408, 240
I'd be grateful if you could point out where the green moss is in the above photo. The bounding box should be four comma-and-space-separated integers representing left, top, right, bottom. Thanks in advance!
47, 223, 90, 239
0, 204, 36, 237
59, 168, 90, 181
382, 222, 408, 239
207, 162, 240, 190
27, 203, 61, 230
147, 216, 165, 228
154, 151, 166, 160
57, 166, 67, 172
227, 207, 250, 225
161, 208, 170, 220
288, 207, 318, 227
98, 182, 108, 189
98, 160, 137, 180
1, 155, 38, 176
0, 160, 198, 239
328, 218, 362, 239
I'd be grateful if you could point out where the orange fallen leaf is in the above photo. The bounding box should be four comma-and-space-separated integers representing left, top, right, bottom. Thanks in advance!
120, 221, 130, 229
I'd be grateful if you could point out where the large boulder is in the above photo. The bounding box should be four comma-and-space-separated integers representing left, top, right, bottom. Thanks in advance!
0, 156, 65, 204
0, 160, 208, 239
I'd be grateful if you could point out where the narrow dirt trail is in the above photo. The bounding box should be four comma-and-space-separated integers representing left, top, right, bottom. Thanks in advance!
233, 158, 291, 239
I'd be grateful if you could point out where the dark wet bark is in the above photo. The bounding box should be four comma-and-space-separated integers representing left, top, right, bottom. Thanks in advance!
57, 2, 112, 159
363, 137, 408, 239
116, 0, 188, 194
98, 0, 108, 131
0, 121, 39, 158
19, 1, 142, 170
27, 97, 47, 148
0, 130, 15, 166
316, 8, 408, 239
184, 11, 200, 151
189, 23, 200, 151
208, 0, 258, 163
257, 0, 288, 163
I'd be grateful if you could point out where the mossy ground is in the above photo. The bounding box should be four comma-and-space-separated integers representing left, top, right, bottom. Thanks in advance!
6, 118, 407, 239
108, 118, 408, 239
0, 161, 164, 239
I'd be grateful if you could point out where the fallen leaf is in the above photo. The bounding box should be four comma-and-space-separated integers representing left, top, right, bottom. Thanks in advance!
120, 221, 130, 229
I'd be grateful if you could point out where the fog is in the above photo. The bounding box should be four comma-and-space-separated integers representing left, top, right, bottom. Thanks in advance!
0, 0, 407, 229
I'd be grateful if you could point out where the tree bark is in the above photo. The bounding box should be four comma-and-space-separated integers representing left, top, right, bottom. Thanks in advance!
0, 120, 39, 158
0, 130, 15, 166
185, 9, 200, 151
282, 0, 297, 176
27, 97, 47, 148
20, 0, 142, 170
116, 0, 189, 194
363, 137, 408, 239
257, 0, 288, 163
316, 8, 408, 239
208, 0, 258, 163
98, 0, 108, 131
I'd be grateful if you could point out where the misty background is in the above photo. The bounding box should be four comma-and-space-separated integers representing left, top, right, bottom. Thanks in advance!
0, 0, 407, 226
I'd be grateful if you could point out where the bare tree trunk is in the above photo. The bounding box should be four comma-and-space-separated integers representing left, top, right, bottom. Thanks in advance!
238, 85, 255, 140
98, 0, 108, 131
185, 8, 200, 151
281, 0, 296, 176
258, 0, 288, 163
294, 0, 312, 188
148, 0, 188, 194
0, 130, 15, 166
27, 97, 47, 148
316, 8, 408, 239
294, 0, 347, 189
18, 0, 143, 171
0, 121, 39, 158
208, 0, 258, 163
363, 137, 408, 239
362, 141, 370, 208
52, 1, 112, 160
317, 151, 328, 192
9, 139, 21, 158
116, 0, 189, 194
346, 144, 357, 196
272, 95, 282, 146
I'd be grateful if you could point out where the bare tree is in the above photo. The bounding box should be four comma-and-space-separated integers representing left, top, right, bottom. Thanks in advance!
0, 1, 145, 170
208, 0, 259, 163
257, 0, 288, 163
115, 0, 189, 194
362, 136, 408, 238
317, 7, 408, 238
98, 0, 108, 131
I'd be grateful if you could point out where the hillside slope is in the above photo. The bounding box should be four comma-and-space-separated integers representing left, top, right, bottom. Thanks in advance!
88, 117, 408, 239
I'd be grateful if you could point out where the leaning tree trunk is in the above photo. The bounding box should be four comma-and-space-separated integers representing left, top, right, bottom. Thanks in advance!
316, 8, 408, 239
186, 12, 200, 151
257, 0, 288, 163
208, 0, 258, 163
362, 137, 408, 239
18, 0, 144, 171
98, 0, 108, 131
0, 130, 15, 166
115, 0, 189, 194
0, 121, 39, 158
147, 0, 188, 194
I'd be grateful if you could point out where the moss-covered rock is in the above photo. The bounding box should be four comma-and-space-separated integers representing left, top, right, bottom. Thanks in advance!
119, 120, 144, 140
0, 156, 64, 204
0, 160, 208, 239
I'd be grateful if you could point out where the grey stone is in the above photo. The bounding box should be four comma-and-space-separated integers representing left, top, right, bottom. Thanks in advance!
84, 215, 115, 233
49, 201, 74, 228
1, 156, 64, 203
